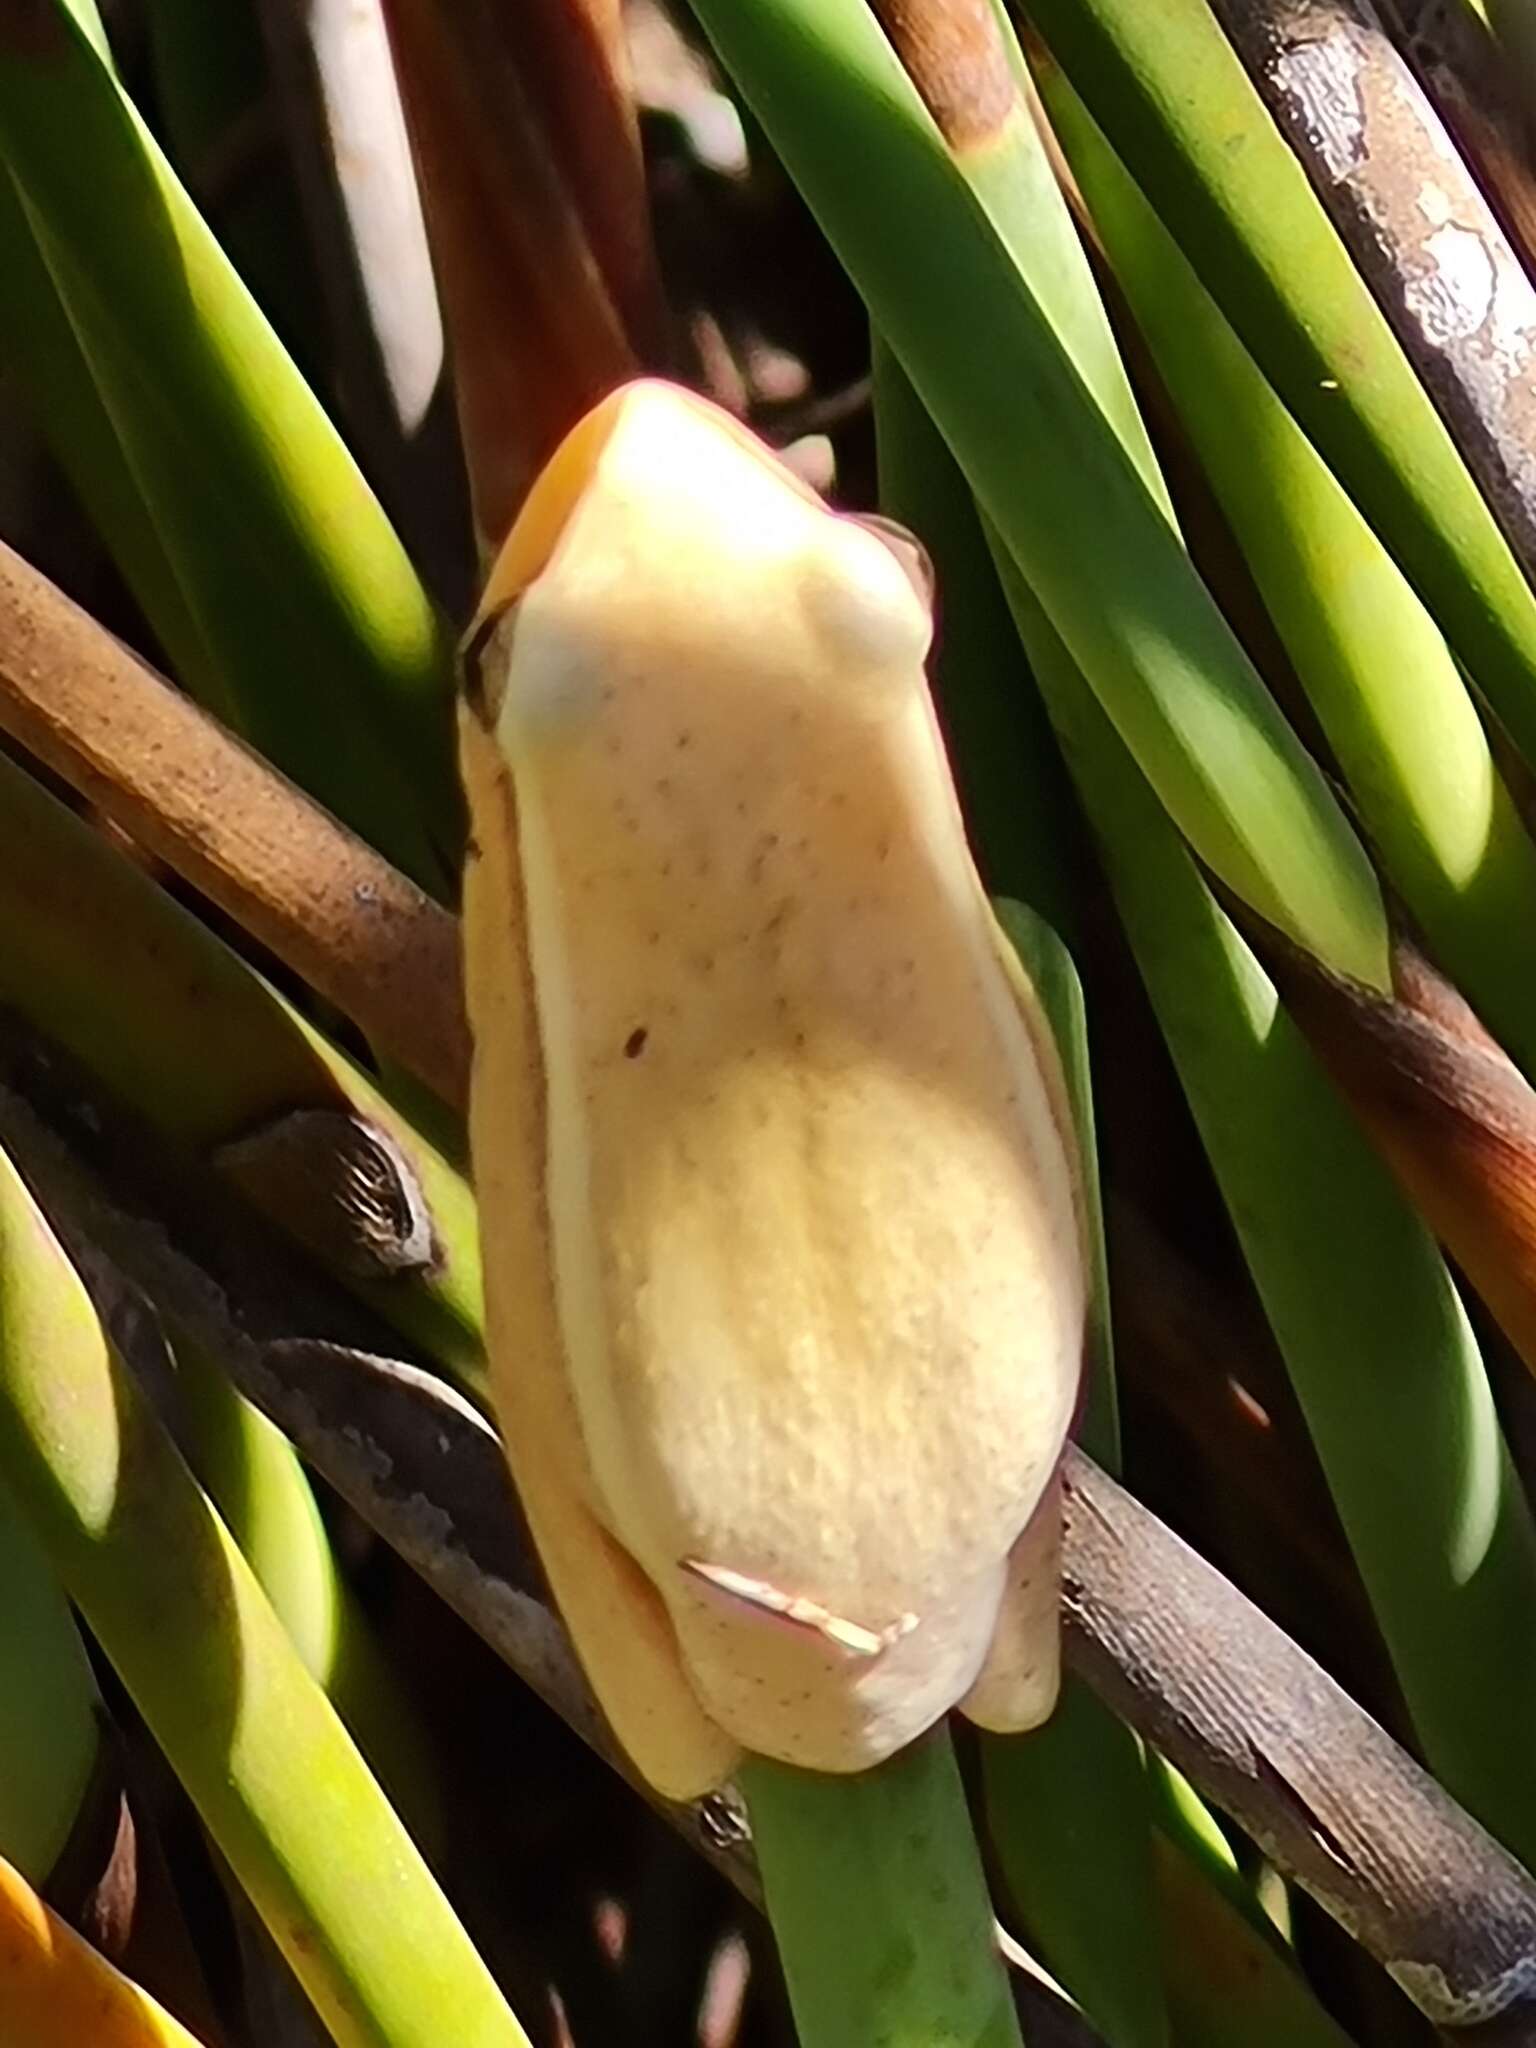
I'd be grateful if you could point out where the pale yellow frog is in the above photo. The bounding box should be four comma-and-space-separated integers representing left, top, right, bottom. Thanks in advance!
460, 380, 1084, 1798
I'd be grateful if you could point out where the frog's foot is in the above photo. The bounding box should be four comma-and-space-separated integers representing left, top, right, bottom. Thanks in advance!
958, 1468, 1063, 1734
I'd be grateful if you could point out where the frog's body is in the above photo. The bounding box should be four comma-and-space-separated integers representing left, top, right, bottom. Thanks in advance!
461, 381, 1084, 1796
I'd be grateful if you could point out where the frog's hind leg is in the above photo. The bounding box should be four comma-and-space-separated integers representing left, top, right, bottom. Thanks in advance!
523, 1473, 742, 1799
958, 1468, 1064, 1734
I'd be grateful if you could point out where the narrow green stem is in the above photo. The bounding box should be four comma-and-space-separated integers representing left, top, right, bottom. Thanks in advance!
741, 1738, 1025, 2048
0, 754, 484, 1390
994, 552, 1536, 1865
1025, 0, 1536, 771
878, 341, 1165, 2044
0, 1143, 528, 2048
687, 0, 1388, 989
0, 2, 457, 885
1042, 68, 1536, 1078
0, 1483, 99, 1885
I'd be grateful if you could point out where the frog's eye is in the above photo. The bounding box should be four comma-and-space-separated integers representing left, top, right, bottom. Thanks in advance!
459, 601, 517, 728
799, 514, 936, 677
847, 514, 936, 613
460, 387, 632, 725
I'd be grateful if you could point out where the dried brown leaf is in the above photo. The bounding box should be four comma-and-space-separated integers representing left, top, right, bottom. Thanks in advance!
0, 538, 468, 1109
380, 0, 673, 546
1257, 923, 1536, 1379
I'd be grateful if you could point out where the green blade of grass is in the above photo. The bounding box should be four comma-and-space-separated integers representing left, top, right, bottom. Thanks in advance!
883, 344, 1358, 2043
740, 1740, 1024, 2048
984, 897, 1165, 2047
983, 1680, 1165, 2048
1147, 1759, 1254, 1928
0, 2, 456, 888
874, 333, 1080, 937
992, 548, 1536, 1867
875, 340, 1164, 2044
989, 898, 1166, 2048
174, 1331, 345, 1686
1486, 0, 1536, 97
965, 0, 1171, 521
872, 326, 1109, 1438
0, 1141, 530, 2048
1021, 0, 1536, 772
0, 752, 484, 1391
141, 0, 325, 387
851, 38, 1536, 1856
0, 162, 222, 709
0, 0, 225, 710
0, 1484, 100, 1886
995, 900, 1118, 1469
1042, 66, 1536, 1078
686, 0, 1389, 988
1152, 1831, 1358, 2045
172, 1329, 444, 1856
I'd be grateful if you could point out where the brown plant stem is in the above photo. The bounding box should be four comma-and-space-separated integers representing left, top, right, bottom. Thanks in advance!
1061, 1452, 1536, 2040
379, 0, 667, 547
0, 538, 468, 1112
1381, 0, 1536, 289
1208, 0, 1536, 591
1254, 922, 1536, 1385
869, 0, 1018, 149
1, 1007, 1531, 2039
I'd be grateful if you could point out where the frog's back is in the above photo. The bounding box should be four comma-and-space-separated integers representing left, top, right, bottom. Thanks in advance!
474, 381, 1083, 1773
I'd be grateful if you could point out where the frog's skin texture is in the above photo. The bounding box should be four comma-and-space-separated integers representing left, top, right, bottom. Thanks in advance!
460, 380, 1085, 1798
